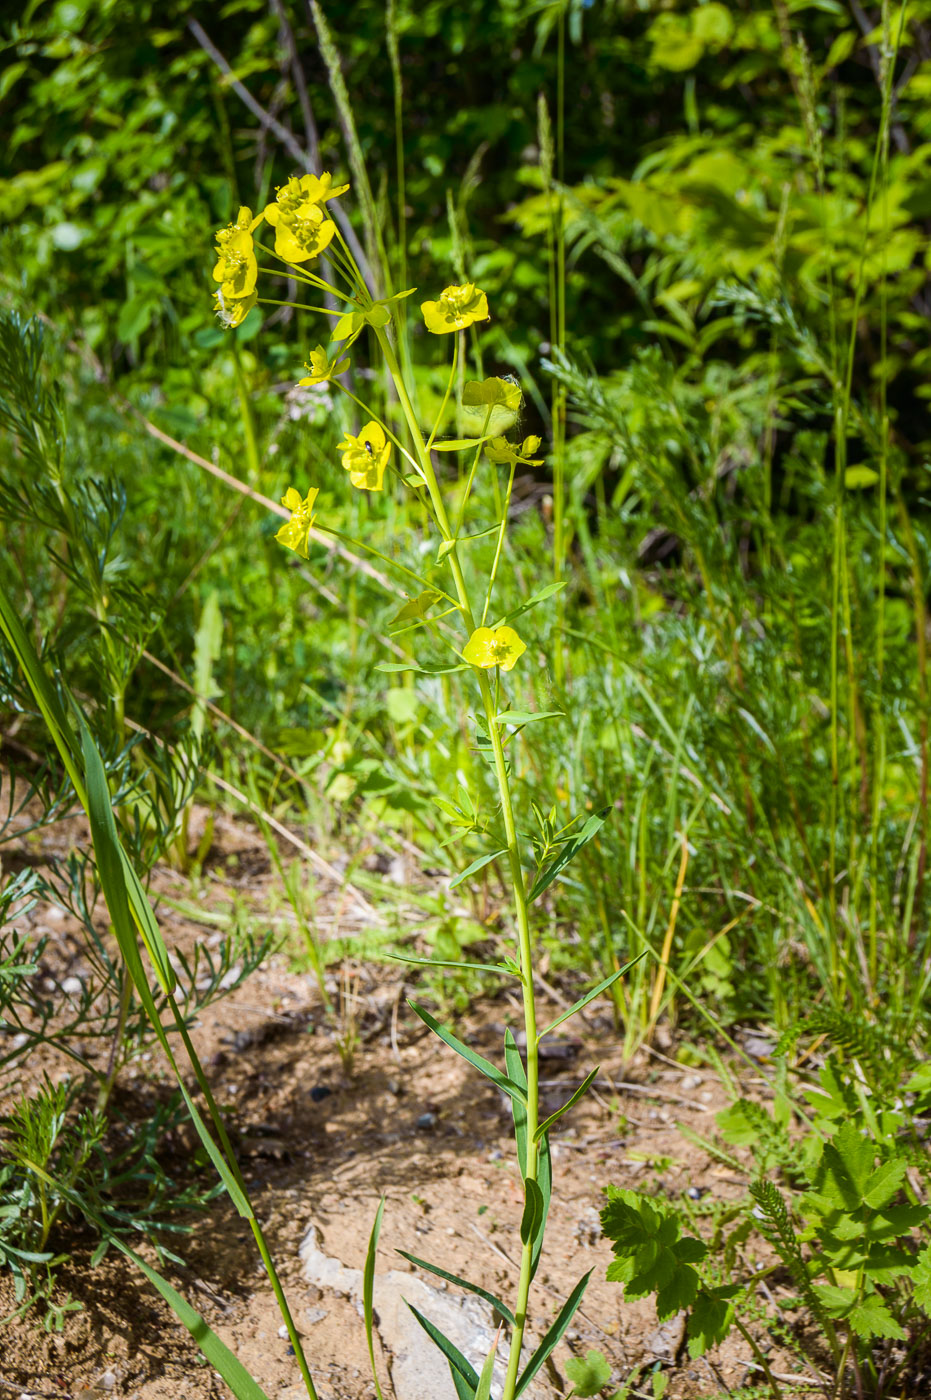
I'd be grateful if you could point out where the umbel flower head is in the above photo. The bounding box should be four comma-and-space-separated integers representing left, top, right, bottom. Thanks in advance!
462, 625, 526, 672
264, 172, 349, 265
421, 283, 489, 335
275, 486, 319, 558
338, 420, 391, 492
212, 207, 263, 323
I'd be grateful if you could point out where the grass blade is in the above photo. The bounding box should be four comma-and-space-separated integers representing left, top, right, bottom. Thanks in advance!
409, 1002, 526, 1105
395, 1251, 515, 1325
474, 1329, 500, 1400
364, 1197, 386, 1400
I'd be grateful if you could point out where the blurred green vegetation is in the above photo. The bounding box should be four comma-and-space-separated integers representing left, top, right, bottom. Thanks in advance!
3, 0, 931, 1047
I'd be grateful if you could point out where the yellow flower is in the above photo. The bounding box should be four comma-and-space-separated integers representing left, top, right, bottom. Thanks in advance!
338, 420, 391, 492
421, 283, 489, 335
213, 288, 257, 329
298, 345, 349, 386
212, 206, 263, 301
275, 486, 319, 558
263, 172, 348, 264
485, 435, 544, 468
462, 625, 526, 672
265, 200, 336, 264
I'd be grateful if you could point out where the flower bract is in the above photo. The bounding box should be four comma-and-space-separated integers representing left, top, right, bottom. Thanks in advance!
298, 345, 349, 386
462, 625, 526, 672
275, 486, 319, 558
338, 420, 391, 492
421, 283, 489, 334
485, 435, 544, 468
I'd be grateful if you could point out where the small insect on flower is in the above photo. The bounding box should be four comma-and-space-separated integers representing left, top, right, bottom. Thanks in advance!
462, 626, 526, 673
421, 283, 490, 335
338, 421, 391, 492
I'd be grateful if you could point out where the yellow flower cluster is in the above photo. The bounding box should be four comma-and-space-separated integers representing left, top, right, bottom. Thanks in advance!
212, 206, 263, 327
275, 487, 319, 559
264, 173, 349, 265
463, 626, 526, 672
338, 421, 392, 492
421, 283, 489, 335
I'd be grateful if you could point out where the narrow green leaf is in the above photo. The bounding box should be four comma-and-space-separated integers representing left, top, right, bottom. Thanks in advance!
433, 435, 495, 451
0, 581, 83, 797
111, 1236, 275, 1398
515, 1271, 593, 1396
395, 1251, 515, 1325
533, 1067, 599, 1142
406, 1304, 479, 1391
490, 581, 566, 630
364, 1198, 386, 1400
449, 847, 508, 889
494, 709, 565, 727
375, 660, 466, 675
473, 1330, 500, 1400
520, 1180, 545, 1246
409, 1002, 527, 1106
504, 1032, 551, 1279
538, 958, 644, 1039
529, 808, 612, 903
389, 953, 518, 977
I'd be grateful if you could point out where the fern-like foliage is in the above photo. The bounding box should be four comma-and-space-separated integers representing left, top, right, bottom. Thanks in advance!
776, 1009, 902, 1093
748, 1178, 838, 1355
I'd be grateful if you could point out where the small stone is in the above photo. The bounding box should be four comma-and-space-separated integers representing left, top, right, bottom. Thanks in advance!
680, 1073, 703, 1091
310, 1085, 332, 1103
304, 1307, 328, 1325
687, 1186, 707, 1201
279, 1324, 290, 1339
387, 1078, 401, 1096
416, 1112, 436, 1130
100, 1373, 117, 1392
61, 976, 83, 996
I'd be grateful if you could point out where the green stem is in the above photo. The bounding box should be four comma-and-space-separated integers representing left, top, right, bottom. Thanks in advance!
375, 321, 539, 1399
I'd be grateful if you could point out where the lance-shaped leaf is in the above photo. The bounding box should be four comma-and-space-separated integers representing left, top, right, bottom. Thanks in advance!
534, 1066, 600, 1142
390, 953, 519, 978
449, 847, 508, 890
389, 589, 443, 629
396, 1251, 515, 1325
433, 435, 497, 451
409, 1002, 526, 1106
364, 1198, 386, 1400
529, 808, 612, 903
505, 1031, 552, 1280
473, 1329, 500, 1400
538, 958, 644, 1038
515, 1271, 593, 1396
494, 709, 565, 728
489, 581, 566, 631
520, 1179, 546, 1246
407, 1304, 479, 1394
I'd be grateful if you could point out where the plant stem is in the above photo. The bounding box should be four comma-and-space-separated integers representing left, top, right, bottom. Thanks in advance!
375, 320, 540, 1398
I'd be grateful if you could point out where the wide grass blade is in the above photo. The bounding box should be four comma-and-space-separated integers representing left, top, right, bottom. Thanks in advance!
364, 1197, 386, 1400
395, 1250, 515, 1325
515, 1270, 592, 1397
409, 1001, 527, 1105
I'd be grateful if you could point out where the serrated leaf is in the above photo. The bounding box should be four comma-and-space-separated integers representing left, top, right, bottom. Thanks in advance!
656, 1262, 701, 1319
672, 1236, 707, 1264
848, 1295, 906, 1340
687, 1288, 735, 1358
912, 1245, 931, 1309
863, 1158, 907, 1210
812, 1283, 856, 1318
564, 1349, 612, 1396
